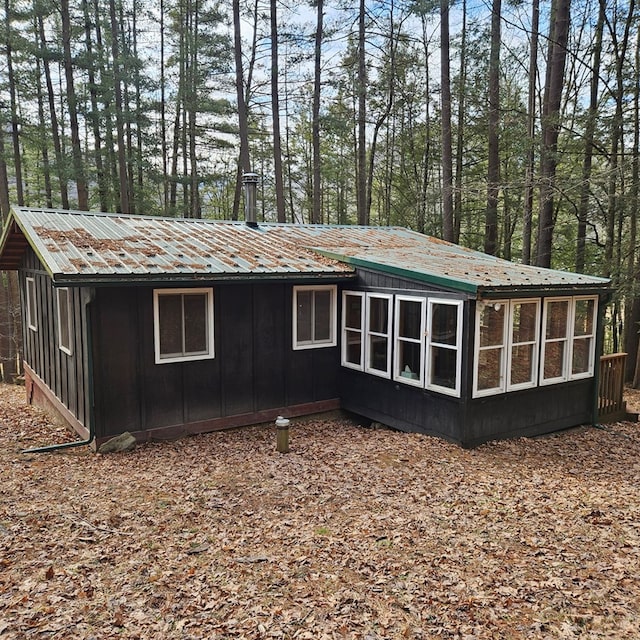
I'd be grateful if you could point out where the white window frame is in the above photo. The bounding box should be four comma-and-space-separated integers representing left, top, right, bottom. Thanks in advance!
472, 299, 509, 397
393, 295, 426, 387
539, 296, 572, 385
569, 295, 598, 380
365, 293, 393, 378
26, 277, 37, 332
426, 298, 463, 397
153, 287, 215, 365
292, 285, 337, 350
341, 290, 365, 371
57, 287, 73, 356
506, 298, 541, 392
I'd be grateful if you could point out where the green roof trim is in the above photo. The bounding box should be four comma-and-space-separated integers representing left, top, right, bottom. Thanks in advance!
315, 250, 479, 294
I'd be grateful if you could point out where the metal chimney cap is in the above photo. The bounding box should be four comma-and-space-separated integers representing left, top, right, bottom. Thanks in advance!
242, 172, 259, 183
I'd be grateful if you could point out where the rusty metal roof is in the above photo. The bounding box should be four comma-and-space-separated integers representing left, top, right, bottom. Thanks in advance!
0, 207, 610, 294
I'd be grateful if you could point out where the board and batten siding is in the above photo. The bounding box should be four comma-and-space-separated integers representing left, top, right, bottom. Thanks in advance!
19, 249, 92, 432
91, 282, 340, 441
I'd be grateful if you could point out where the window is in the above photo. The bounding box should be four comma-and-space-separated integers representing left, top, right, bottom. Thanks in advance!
571, 297, 597, 378
57, 287, 72, 355
507, 299, 540, 391
473, 300, 508, 396
365, 294, 393, 377
26, 277, 37, 332
426, 299, 463, 396
154, 288, 214, 364
394, 296, 425, 386
293, 285, 337, 350
540, 296, 597, 384
342, 291, 365, 370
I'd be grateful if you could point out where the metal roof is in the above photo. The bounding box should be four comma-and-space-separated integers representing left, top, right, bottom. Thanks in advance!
0, 207, 610, 294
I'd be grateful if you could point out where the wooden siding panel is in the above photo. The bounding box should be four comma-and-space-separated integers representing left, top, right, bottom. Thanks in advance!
253, 284, 286, 411
183, 359, 222, 423
218, 285, 255, 416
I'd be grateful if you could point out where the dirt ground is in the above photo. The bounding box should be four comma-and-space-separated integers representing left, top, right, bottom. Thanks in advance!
1, 383, 639, 639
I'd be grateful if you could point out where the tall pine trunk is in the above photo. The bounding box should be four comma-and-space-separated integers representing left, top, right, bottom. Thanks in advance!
440, 0, 454, 242
270, 0, 286, 223
311, 0, 324, 224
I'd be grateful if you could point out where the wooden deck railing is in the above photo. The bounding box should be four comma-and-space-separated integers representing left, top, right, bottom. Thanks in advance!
598, 353, 628, 422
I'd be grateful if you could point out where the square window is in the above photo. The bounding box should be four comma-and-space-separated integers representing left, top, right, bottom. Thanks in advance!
293, 285, 337, 350
394, 296, 425, 386
154, 288, 214, 364
427, 299, 463, 397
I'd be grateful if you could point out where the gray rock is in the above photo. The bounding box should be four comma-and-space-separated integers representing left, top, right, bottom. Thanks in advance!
98, 432, 136, 454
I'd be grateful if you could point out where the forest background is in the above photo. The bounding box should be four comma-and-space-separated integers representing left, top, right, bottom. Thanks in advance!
0, 0, 639, 383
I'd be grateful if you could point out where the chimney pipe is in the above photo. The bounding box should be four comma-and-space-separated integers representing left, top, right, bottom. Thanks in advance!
242, 172, 259, 227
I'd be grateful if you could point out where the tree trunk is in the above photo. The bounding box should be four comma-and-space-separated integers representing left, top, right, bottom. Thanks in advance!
535, 0, 570, 268
453, 0, 467, 244
270, 0, 286, 223
356, 0, 368, 225
311, 0, 324, 224
61, 0, 89, 210
440, 0, 454, 242
485, 0, 501, 256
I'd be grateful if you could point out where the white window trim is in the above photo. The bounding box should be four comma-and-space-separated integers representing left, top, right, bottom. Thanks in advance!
365, 293, 393, 378
506, 298, 541, 392
539, 296, 572, 386
153, 287, 215, 365
472, 299, 509, 397
569, 295, 598, 381
57, 287, 73, 356
341, 290, 365, 371
292, 285, 337, 351
393, 295, 426, 387
426, 298, 463, 398
26, 277, 37, 332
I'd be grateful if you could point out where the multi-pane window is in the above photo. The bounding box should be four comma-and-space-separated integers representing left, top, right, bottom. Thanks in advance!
366, 294, 393, 377
342, 291, 365, 370
57, 287, 72, 355
474, 301, 508, 396
540, 296, 597, 384
571, 297, 596, 378
154, 288, 214, 364
426, 299, 463, 396
507, 300, 540, 390
394, 296, 425, 386
26, 277, 37, 332
293, 285, 337, 350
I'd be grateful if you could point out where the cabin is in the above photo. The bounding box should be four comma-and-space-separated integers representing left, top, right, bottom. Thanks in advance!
0, 205, 610, 449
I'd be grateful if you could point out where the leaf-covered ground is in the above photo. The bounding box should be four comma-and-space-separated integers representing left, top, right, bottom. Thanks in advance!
1, 383, 639, 639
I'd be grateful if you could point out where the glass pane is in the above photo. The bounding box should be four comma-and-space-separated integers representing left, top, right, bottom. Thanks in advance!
574, 299, 594, 336
314, 290, 331, 342
543, 341, 565, 379
431, 303, 458, 346
369, 297, 389, 334
345, 329, 362, 365
430, 346, 457, 389
369, 335, 388, 372
296, 290, 312, 343
479, 303, 505, 347
512, 302, 537, 343
184, 293, 208, 354
345, 294, 362, 329
546, 300, 568, 339
398, 340, 421, 380
572, 337, 591, 374
477, 347, 502, 390
58, 289, 70, 350
510, 343, 534, 386
158, 294, 183, 356
399, 300, 422, 339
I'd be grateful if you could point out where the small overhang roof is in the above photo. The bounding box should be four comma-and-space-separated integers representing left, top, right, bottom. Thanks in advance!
0, 207, 610, 294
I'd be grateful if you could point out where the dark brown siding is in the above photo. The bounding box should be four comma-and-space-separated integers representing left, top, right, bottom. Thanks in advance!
91, 282, 340, 439
19, 249, 92, 430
